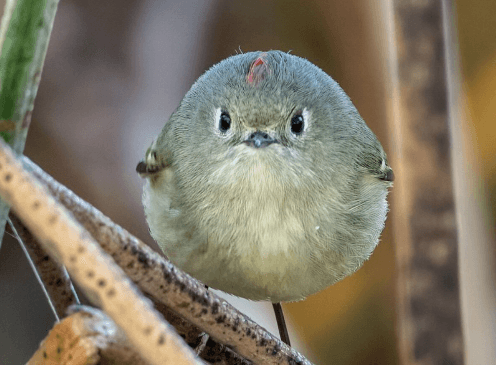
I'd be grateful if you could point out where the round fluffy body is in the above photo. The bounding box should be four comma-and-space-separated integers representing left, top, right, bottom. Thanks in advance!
140, 50, 392, 302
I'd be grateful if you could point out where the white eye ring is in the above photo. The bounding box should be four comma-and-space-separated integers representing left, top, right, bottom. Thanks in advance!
214, 107, 222, 129
302, 108, 310, 132
290, 108, 310, 136
214, 107, 232, 137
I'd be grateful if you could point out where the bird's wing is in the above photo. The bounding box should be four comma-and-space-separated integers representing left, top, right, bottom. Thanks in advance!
136, 138, 172, 177
356, 145, 394, 183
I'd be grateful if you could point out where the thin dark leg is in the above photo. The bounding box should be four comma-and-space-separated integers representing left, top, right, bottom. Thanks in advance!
272, 302, 291, 346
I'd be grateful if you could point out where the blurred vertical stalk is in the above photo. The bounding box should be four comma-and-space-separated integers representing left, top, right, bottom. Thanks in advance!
386, 0, 464, 364
443, 1, 496, 364
0, 0, 59, 247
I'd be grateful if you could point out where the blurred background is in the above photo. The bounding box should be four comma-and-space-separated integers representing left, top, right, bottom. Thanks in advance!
0, 0, 494, 364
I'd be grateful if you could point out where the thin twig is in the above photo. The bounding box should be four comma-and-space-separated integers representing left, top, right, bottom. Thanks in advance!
7, 213, 80, 319
7, 217, 62, 322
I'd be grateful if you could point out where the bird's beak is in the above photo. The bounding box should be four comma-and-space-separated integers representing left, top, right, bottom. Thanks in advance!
243, 131, 278, 148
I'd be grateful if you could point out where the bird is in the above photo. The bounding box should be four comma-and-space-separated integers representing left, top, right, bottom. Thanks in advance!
137, 50, 393, 345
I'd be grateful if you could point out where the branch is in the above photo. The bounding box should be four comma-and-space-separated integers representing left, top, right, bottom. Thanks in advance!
21, 155, 313, 365
0, 139, 203, 364
28, 305, 150, 365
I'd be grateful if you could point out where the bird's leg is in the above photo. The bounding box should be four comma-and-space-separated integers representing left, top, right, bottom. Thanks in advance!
272, 302, 291, 346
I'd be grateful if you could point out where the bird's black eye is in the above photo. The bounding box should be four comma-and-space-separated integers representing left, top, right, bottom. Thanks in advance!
291, 113, 304, 135
219, 111, 231, 133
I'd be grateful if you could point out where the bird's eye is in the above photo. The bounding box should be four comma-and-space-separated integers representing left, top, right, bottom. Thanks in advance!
219, 111, 231, 133
290, 113, 304, 135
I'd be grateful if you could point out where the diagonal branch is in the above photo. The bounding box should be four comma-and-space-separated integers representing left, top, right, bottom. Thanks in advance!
0, 139, 203, 365
21, 155, 313, 365
9, 210, 252, 364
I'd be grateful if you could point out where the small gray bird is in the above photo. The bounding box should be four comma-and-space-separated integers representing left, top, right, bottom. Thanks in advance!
137, 50, 393, 305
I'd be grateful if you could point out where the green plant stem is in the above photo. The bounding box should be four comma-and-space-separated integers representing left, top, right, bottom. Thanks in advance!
0, 0, 60, 248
